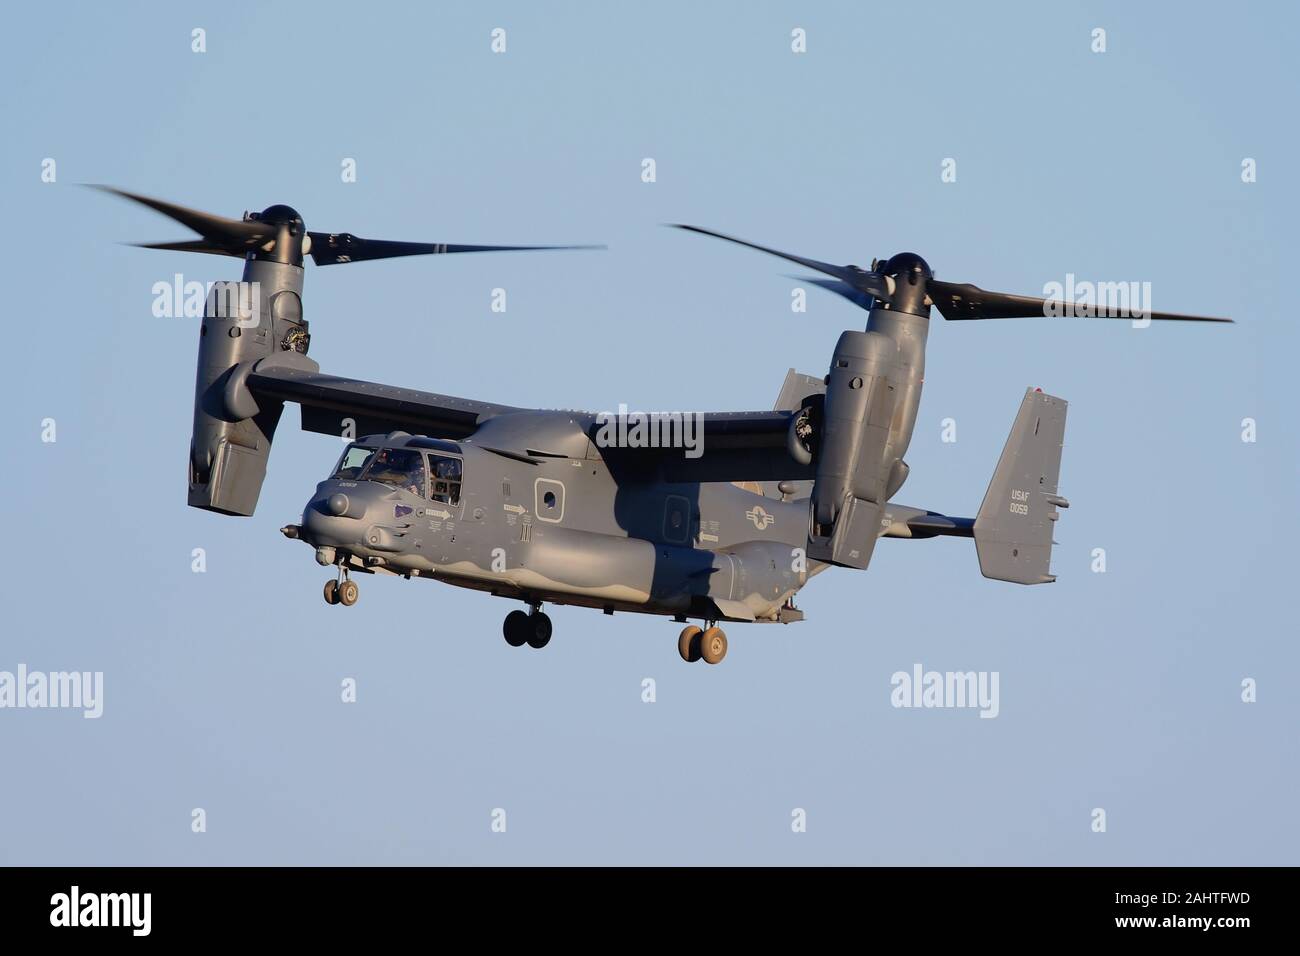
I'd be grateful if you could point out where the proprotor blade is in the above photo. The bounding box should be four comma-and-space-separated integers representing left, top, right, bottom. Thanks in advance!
670, 224, 892, 305
792, 275, 879, 312
307, 233, 604, 266
90, 185, 274, 252
130, 239, 246, 258
928, 278, 1234, 323
95, 185, 603, 268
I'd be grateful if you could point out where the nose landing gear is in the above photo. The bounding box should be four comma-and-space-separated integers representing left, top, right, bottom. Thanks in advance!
504, 605, 552, 649
323, 569, 359, 607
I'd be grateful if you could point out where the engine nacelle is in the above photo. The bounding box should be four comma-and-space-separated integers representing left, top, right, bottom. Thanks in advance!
188, 259, 310, 516
812, 330, 898, 526
805, 316, 926, 569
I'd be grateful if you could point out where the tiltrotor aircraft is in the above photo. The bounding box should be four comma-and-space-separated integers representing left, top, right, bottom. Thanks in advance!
98, 188, 1231, 665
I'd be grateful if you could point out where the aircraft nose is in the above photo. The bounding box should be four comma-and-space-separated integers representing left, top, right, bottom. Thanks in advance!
302, 482, 387, 547
326, 492, 367, 518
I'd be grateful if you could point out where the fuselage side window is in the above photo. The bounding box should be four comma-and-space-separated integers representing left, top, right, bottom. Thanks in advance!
429, 454, 462, 506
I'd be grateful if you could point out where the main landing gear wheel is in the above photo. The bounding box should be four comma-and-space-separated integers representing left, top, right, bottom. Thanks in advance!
527, 612, 553, 649
504, 608, 553, 648
323, 580, 339, 605
503, 610, 530, 647
677, 626, 702, 663
337, 579, 359, 607
700, 626, 727, 665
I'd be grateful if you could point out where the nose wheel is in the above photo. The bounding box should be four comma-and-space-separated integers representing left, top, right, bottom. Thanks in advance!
678, 624, 727, 664
504, 606, 552, 649
323, 572, 359, 607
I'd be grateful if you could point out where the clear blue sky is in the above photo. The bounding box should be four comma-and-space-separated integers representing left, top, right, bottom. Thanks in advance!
1, 0, 1295, 864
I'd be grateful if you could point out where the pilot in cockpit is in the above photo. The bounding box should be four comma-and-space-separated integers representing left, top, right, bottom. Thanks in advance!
404, 456, 427, 497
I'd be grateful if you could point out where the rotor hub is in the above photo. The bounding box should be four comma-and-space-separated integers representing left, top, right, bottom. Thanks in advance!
878, 252, 932, 316
245, 204, 304, 232
246, 204, 306, 265
881, 252, 931, 280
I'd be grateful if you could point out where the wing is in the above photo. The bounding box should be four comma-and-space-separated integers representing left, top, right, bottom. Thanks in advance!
247, 356, 810, 482
247, 361, 520, 440
590, 367, 824, 483
594, 410, 813, 483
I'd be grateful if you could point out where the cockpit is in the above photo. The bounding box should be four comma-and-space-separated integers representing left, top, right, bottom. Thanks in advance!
331, 440, 463, 505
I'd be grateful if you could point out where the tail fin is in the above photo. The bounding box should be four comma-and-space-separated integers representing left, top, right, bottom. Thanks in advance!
973, 389, 1069, 584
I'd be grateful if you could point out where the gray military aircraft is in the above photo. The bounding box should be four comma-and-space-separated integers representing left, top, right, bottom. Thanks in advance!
98, 188, 1231, 664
